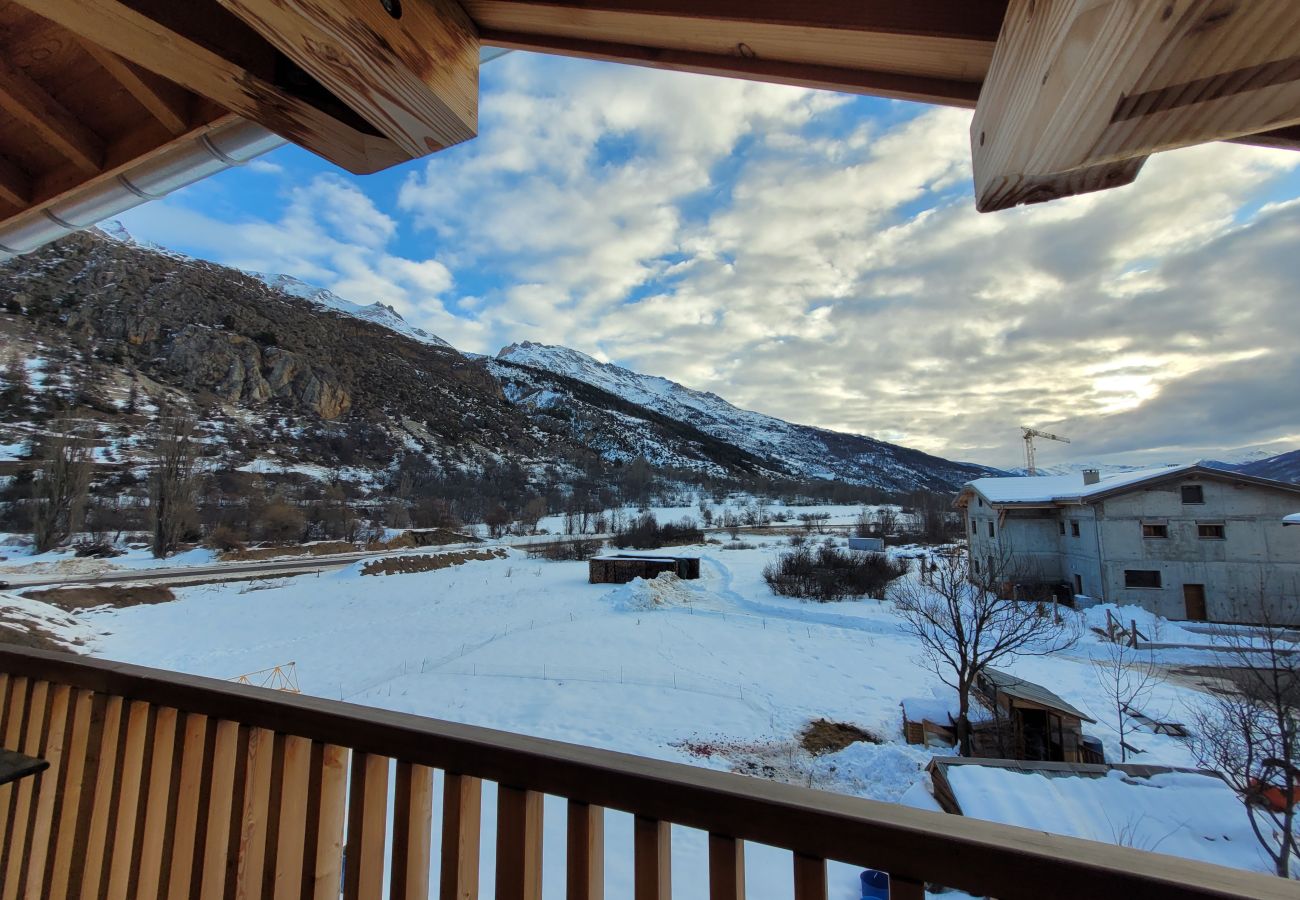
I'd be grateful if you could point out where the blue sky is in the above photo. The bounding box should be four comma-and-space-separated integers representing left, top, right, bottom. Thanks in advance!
119, 52, 1300, 469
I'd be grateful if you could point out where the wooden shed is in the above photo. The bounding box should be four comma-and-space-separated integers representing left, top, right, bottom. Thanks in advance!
588, 555, 700, 585
971, 669, 1096, 764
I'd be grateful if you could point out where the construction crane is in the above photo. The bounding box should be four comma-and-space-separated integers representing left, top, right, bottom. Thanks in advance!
1022, 428, 1070, 476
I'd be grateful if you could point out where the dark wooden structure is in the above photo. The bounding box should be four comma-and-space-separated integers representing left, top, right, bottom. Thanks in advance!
0, 645, 1290, 900
971, 668, 1096, 764
589, 554, 700, 584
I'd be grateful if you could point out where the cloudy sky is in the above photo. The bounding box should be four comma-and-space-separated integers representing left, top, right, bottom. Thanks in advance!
118, 52, 1300, 470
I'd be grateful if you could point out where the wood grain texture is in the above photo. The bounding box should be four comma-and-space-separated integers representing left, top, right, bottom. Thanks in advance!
391, 761, 435, 900
271, 734, 311, 900
199, 719, 241, 900
3, 680, 49, 899
0, 156, 30, 207
888, 875, 926, 900
22, 685, 72, 900
708, 833, 744, 900
42, 688, 93, 900
216, 0, 479, 157
105, 699, 151, 900
0, 59, 103, 172
343, 752, 390, 900
0, 675, 28, 853
311, 744, 348, 900
13, 0, 407, 174
165, 713, 210, 900
79, 40, 189, 134
440, 772, 482, 900
972, 0, 1300, 210
77, 694, 123, 900
496, 785, 544, 900
135, 706, 179, 900
234, 726, 276, 899
567, 800, 604, 900
633, 816, 670, 900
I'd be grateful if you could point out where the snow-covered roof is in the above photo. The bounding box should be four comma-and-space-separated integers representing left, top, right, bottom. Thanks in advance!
961, 463, 1300, 507
1285, 513, 1300, 526
934, 761, 1270, 874
981, 668, 1095, 722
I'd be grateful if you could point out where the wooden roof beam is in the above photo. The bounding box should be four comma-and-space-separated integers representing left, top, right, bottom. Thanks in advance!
80, 42, 191, 136
15, 0, 408, 174
971, 0, 1300, 212
483, 29, 983, 107
0, 156, 31, 209
214, 0, 478, 158
464, 1, 1011, 42
0, 59, 104, 174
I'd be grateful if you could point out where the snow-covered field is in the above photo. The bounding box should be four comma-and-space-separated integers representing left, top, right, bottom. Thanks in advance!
17, 530, 1269, 895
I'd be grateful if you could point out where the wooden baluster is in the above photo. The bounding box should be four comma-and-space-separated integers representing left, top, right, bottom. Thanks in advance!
633, 816, 670, 900
105, 700, 151, 899
44, 688, 94, 900
440, 772, 481, 900
0, 675, 29, 856
708, 834, 744, 900
792, 854, 826, 900
199, 719, 242, 900
2, 679, 47, 898
567, 800, 603, 900
272, 735, 312, 900
235, 726, 276, 899
78, 694, 124, 900
889, 876, 925, 900
165, 713, 209, 900
0, 674, 10, 732
24, 685, 73, 900
344, 752, 390, 900
496, 785, 543, 900
312, 744, 349, 900
391, 761, 434, 900
135, 706, 179, 900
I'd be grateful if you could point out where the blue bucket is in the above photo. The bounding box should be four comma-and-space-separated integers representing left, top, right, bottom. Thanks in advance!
860, 869, 890, 900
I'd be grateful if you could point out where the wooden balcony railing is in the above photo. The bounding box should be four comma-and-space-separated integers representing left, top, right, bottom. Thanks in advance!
0, 645, 1288, 900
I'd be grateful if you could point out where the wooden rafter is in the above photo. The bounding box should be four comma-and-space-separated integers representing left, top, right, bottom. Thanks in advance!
80, 41, 190, 136
465, 1, 1011, 42
972, 0, 1300, 211
0, 156, 31, 209
484, 29, 984, 106
14, 0, 408, 175
0, 58, 104, 174
215, 0, 479, 158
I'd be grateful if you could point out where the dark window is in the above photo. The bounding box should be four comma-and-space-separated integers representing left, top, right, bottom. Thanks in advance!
1198, 523, 1226, 540
971, 517, 977, 534
1141, 523, 1168, 538
1124, 570, 1162, 589
988, 521, 995, 537
977, 498, 984, 507
1071, 521, 1080, 537
1058, 520, 1066, 536
973, 558, 980, 575
1181, 485, 1204, 504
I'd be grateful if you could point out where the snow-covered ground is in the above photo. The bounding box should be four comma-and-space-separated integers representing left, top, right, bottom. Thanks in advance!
20, 532, 1269, 895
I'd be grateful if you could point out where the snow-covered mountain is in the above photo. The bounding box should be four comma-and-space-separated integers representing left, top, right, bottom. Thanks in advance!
97, 220, 450, 350
249, 273, 451, 349
495, 341, 1001, 491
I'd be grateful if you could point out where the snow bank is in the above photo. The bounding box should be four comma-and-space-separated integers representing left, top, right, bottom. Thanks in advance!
0, 592, 98, 648
946, 766, 1272, 874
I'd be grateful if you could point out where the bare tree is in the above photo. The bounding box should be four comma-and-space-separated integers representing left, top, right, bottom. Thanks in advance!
1183, 606, 1299, 878
31, 420, 92, 553
1091, 637, 1164, 762
148, 416, 200, 558
889, 546, 1080, 756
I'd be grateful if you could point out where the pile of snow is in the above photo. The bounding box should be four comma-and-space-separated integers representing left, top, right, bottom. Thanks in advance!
611, 572, 725, 612
945, 765, 1272, 874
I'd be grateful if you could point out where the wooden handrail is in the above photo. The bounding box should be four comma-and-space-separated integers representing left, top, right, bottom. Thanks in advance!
0, 645, 1289, 900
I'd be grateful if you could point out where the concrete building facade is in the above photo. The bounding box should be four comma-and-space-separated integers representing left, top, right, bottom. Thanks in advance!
956, 465, 1300, 624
